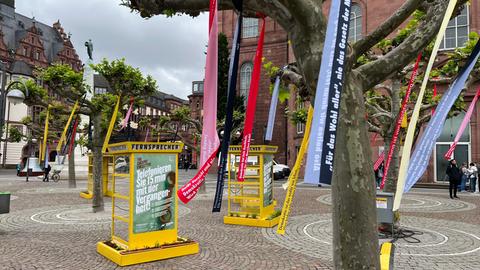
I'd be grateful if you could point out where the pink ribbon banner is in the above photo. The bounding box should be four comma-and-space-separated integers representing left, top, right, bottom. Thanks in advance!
444, 87, 480, 160
120, 98, 134, 130
177, 0, 219, 203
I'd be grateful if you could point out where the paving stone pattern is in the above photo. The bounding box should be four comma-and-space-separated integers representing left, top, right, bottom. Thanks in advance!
0, 170, 479, 269
317, 193, 477, 212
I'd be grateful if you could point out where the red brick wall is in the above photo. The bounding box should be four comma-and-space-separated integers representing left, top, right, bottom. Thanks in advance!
220, 10, 289, 164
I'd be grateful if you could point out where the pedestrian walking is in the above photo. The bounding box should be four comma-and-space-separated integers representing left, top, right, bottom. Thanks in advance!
43, 164, 51, 182
467, 162, 478, 193
374, 162, 384, 189
446, 159, 461, 199
459, 162, 468, 191
184, 159, 190, 172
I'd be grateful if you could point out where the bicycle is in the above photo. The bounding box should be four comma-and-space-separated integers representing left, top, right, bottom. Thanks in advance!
51, 169, 61, 182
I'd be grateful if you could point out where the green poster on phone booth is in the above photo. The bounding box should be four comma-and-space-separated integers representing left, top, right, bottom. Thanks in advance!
133, 154, 176, 233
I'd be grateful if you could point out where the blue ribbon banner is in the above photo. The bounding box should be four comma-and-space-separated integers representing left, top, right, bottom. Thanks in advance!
265, 75, 281, 142
212, 2, 243, 212
404, 39, 480, 192
304, 0, 351, 185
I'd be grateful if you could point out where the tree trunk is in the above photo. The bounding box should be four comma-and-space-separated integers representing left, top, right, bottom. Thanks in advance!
68, 151, 76, 188
332, 73, 379, 269
92, 113, 104, 213
383, 79, 402, 194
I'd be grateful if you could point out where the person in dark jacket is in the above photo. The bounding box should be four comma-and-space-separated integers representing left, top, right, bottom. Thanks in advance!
43, 164, 51, 182
446, 159, 461, 199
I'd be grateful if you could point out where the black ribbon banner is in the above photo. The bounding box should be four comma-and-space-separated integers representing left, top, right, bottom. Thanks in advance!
212, 0, 243, 212
319, 0, 351, 184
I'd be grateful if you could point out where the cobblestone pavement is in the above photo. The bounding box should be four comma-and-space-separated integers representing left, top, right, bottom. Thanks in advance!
0, 169, 479, 269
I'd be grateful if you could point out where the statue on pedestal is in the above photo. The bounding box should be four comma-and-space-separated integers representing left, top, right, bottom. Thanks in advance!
84, 39, 93, 60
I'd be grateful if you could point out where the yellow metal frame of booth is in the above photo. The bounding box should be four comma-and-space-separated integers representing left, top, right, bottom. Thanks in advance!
97, 142, 198, 266
80, 155, 114, 199
224, 145, 280, 227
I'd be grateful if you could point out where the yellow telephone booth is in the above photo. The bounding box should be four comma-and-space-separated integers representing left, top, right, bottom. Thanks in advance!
80, 154, 114, 199
224, 145, 281, 227
97, 142, 199, 266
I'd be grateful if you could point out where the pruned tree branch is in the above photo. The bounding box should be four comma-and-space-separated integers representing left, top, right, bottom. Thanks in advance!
124, 0, 294, 31
352, 0, 423, 60
367, 121, 382, 134
356, 0, 468, 91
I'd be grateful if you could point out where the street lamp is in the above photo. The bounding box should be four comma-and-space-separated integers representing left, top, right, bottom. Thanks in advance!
6, 89, 26, 105
1, 80, 29, 181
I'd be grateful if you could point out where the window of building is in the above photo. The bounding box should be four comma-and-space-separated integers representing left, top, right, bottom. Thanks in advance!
296, 102, 306, 134
192, 81, 204, 93
94, 87, 107, 95
349, 3, 362, 42
240, 62, 253, 105
242, 18, 259, 38
34, 51, 40, 60
440, 5, 469, 50
32, 106, 43, 124
435, 112, 470, 182
23, 47, 28, 56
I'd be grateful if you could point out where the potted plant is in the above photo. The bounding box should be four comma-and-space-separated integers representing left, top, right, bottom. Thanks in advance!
0, 192, 11, 214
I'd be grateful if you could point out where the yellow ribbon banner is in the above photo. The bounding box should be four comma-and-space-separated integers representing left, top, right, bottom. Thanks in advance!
40, 106, 51, 163
394, 0, 458, 211
57, 101, 79, 152
277, 106, 314, 235
102, 96, 121, 153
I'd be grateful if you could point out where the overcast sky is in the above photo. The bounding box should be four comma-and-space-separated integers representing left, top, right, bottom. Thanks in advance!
16, 0, 208, 99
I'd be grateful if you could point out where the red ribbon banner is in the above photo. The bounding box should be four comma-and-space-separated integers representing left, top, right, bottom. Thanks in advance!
237, 16, 266, 182
380, 53, 422, 189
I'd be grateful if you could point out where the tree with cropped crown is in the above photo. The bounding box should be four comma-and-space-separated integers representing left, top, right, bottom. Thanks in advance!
274, 12, 479, 196
122, 1, 474, 268
24, 60, 156, 213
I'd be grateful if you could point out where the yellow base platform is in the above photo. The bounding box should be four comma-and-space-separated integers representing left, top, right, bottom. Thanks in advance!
223, 215, 280, 228
79, 191, 92, 199
97, 239, 199, 266
380, 242, 394, 270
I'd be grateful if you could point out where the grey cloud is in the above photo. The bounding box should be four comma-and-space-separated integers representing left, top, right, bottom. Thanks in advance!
16, 0, 208, 99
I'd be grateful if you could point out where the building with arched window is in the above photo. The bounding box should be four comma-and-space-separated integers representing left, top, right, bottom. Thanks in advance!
0, 0, 82, 168
219, 1, 480, 183
239, 62, 253, 104
349, 3, 362, 42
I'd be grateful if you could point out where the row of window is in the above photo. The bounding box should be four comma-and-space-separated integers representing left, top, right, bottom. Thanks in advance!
22, 46, 42, 60
240, 4, 469, 50
238, 4, 470, 107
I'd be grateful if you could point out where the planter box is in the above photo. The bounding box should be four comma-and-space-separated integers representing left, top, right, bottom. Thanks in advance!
0, 192, 11, 214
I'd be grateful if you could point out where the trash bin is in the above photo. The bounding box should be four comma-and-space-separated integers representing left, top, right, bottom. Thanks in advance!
0, 192, 11, 214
